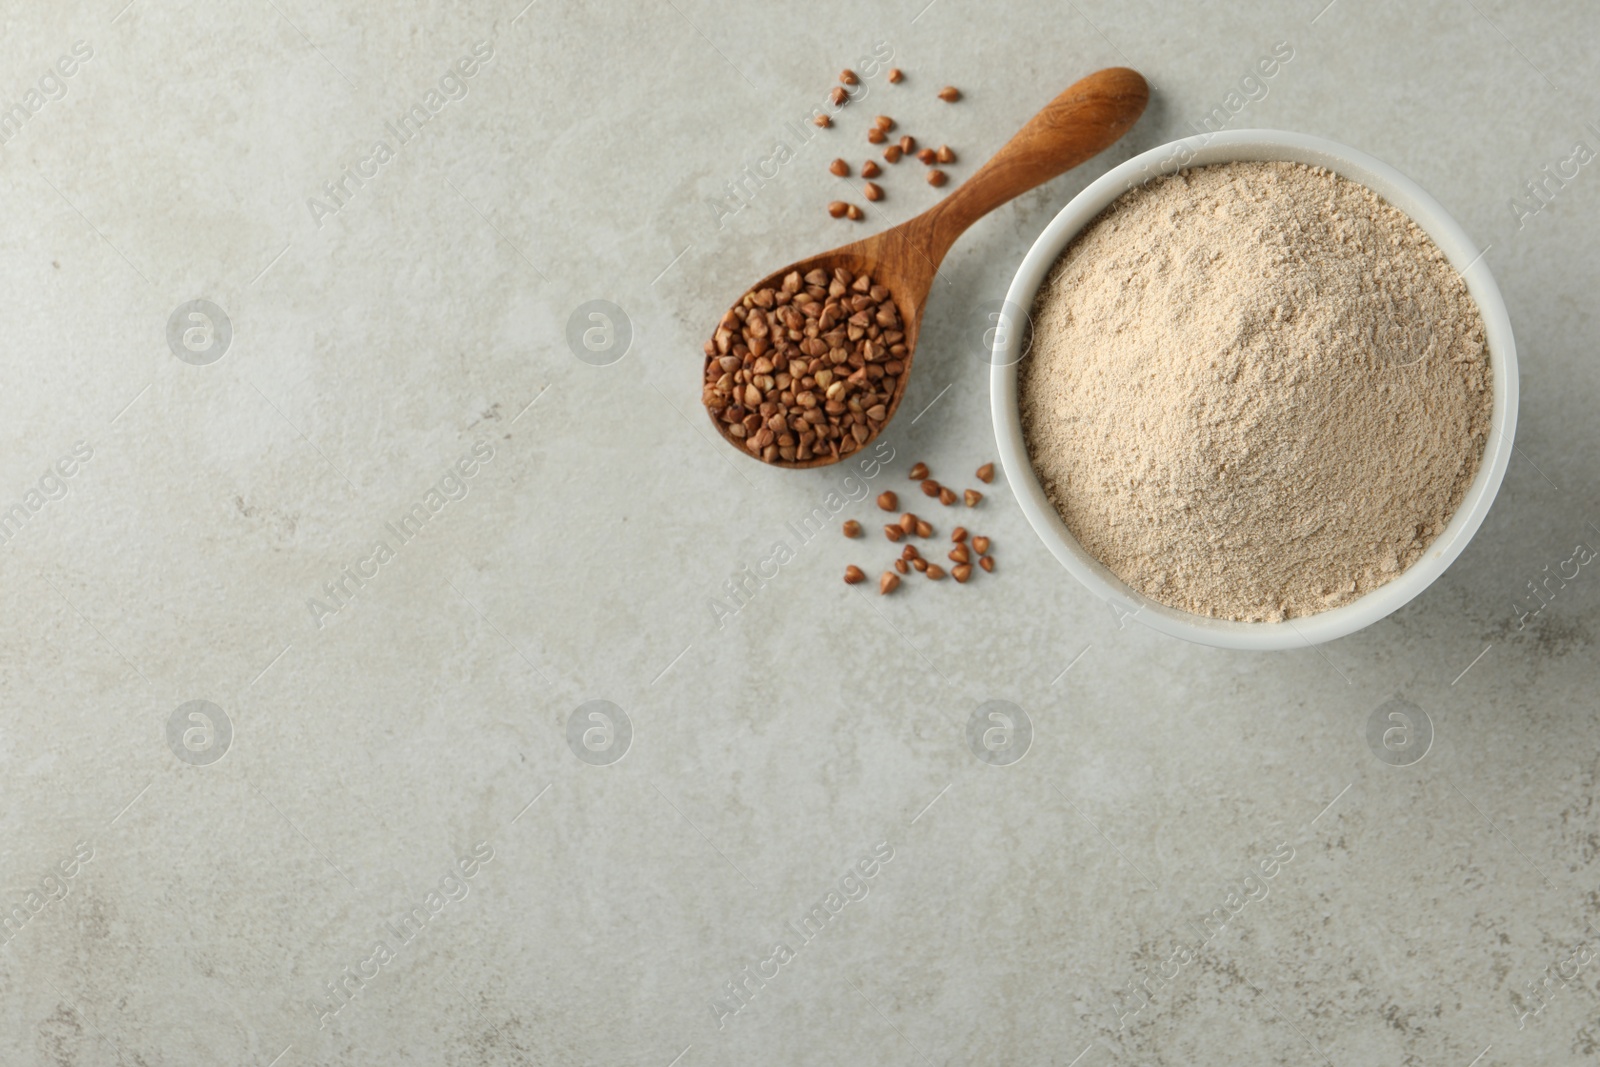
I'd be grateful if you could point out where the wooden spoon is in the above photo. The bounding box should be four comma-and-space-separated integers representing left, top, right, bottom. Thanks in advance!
703, 67, 1149, 468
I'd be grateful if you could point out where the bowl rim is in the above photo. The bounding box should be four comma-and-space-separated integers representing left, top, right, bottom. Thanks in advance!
988, 128, 1519, 650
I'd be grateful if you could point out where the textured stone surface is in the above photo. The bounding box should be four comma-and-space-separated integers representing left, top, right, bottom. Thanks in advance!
0, 0, 1596, 1064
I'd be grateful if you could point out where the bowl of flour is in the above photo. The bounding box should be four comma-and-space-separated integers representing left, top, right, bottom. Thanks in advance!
990, 129, 1517, 649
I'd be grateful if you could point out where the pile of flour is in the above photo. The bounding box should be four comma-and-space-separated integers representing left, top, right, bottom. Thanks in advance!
1019, 161, 1491, 622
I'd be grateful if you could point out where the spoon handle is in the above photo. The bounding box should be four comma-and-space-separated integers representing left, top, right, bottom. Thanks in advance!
918, 67, 1149, 264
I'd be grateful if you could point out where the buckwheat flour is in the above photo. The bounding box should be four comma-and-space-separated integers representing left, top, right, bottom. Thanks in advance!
1019, 161, 1491, 622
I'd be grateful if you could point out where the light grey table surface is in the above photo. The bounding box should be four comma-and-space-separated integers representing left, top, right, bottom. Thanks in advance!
2, 1, 1596, 1064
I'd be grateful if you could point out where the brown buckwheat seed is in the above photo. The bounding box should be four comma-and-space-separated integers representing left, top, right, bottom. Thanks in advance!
877, 491, 898, 511
828, 200, 848, 218
861, 160, 881, 178
867, 127, 886, 144
917, 148, 936, 165
829, 87, 848, 106
814, 114, 831, 128
938, 86, 961, 102
976, 462, 995, 483
938, 486, 956, 506
949, 544, 970, 565
925, 564, 946, 580
843, 519, 862, 538
895, 558, 909, 574
972, 536, 990, 555
830, 158, 850, 177
978, 555, 994, 573
846, 203, 863, 220
915, 519, 932, 538
874, 115, 896, 131
880, 571, 901, 594
840, 69, 859, 85
864, 181, 883, 201
909, 462, 929, 480
844, 565, 865, 584
927, 169, 948, 187
936, 144, 956, 164
952, 563, 973, 583
899, 513, 918, 534
899, 135, 916, 154
883, 144, 903, 163
920, 479, 940, 497
888, 68, 904, 83
964, 488, 982, 506
884, 523, 904, 542
951, 526, 968, 543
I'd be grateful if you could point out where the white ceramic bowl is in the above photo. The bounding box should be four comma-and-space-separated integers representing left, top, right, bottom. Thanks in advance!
989, 129, 1518, 650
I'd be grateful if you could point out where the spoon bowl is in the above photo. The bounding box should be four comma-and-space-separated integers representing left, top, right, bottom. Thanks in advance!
703, 67, 1150, 468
